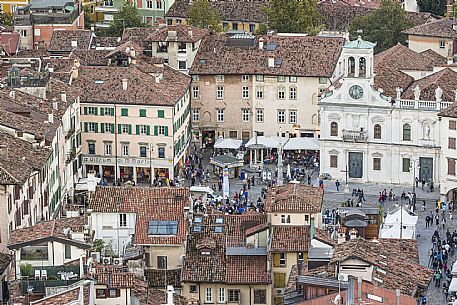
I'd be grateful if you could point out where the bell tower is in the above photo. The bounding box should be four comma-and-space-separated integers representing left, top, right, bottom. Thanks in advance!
341, 36, 376, 82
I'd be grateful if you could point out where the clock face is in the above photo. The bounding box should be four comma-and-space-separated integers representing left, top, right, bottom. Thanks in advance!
349, 85, 364, 100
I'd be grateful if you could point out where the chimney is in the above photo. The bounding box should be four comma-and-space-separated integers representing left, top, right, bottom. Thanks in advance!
0, 146, 8, 160
309, 217, 315, 240
162, 286, 175, 305
259, 37, 264, 50
268, 56, 275, 68
48, 113, 54, 124
71, 66, 79, 80
53, 101, 58, 110
188, 27, 193, 38
337, 227, 346, 244
349, 228, 357, 239
61, 91, 67, 102
396, 289, 401, 305
122, 79, 128, 91
9, 91, 15, 99
131, 47, 136, 58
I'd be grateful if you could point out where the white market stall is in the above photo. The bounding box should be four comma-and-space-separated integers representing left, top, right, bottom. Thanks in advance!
214, 138, 242, 150
449, 277, 457, 293
245, 136, 289, 167
283, 137, 320, 151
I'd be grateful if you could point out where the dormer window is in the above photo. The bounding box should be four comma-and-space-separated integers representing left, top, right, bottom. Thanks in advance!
148, 220, 178, 235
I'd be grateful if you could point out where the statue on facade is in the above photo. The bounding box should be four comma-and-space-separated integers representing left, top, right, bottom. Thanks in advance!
395, 87, 403, 100
435, 86, 443, 102
423, 124, 431, 140
412, 85, 421, 101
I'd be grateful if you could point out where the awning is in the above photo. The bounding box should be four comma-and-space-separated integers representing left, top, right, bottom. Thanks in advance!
64, 5, 75, 11
283, 137, 319, 151
214, 138, 242, 150
450, 277, 457, 292
245, 136, 289, 149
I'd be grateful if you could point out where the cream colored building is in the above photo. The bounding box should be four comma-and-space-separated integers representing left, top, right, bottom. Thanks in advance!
190, 33, 345, 146
403, 18, 457, 60
71, 53, 191, 183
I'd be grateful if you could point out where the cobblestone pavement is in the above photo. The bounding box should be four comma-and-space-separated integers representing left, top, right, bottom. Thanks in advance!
193, 148, 447, 303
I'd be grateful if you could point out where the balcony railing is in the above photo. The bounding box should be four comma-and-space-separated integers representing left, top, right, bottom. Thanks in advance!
7, 73, 50, 88
342, 130, 368, 142
399, 99, 452, 111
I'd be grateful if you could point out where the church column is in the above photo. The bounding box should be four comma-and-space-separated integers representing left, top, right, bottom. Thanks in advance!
354, 56, 360, 78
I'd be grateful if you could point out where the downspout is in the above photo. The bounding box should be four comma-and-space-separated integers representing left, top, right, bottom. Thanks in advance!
249, 285, 252, 305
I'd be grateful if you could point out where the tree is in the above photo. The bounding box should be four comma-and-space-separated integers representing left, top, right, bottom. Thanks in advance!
187, 0, 222, 33
104, 0, 145, 36
0, 12, 13, 26
417, 0, 447, 16
83, 7, 92, 30
266, 0, 324, 34
349, 0, 412, 53
19, 263, 34, 278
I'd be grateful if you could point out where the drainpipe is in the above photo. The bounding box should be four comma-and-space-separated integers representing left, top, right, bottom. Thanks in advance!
396, 289, 400, 305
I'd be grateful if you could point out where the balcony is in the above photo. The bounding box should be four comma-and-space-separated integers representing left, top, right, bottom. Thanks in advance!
65, 128, 75, 140
342, 130, 368, 142
399, 99, 452, 111
7, 72, 49, 88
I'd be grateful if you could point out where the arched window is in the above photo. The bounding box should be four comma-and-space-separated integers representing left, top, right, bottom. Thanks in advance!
359, 57, 366, 77
330, 122, 338, 136
348, 57, 355, 76
374, 124, 381, 139
403, 124, 411, 141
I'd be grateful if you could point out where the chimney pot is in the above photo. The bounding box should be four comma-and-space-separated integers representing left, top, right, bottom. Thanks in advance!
61, 91, 67, 102
268, 57, 275, 68
122, 79, 128, 91
48, 113, 54, 124
259, 37, 264, 50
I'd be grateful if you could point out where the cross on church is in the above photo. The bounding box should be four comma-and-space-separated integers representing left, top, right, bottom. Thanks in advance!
341, 165, 349, 186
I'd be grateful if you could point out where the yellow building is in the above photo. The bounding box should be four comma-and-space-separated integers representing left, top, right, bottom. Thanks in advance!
0, 0, 28, 14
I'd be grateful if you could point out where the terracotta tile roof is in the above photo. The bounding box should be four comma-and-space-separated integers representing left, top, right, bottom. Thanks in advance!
295, 280, 417, 305
266, 184, 323, 213
48, 30, 93, 52
0, 253, 12, 274
122, 27, 157, 48
225, 255, 269, 284
314, 228, 336, 247
403, 18, 457, 39
146, 24, 209, 43
131, 278, 189, 305
330, 238, 432, 295
30, 281, 91, 305
401, 68, 457, 101
89, 186, 189, 245
70, 49, 110, 66
420, 49, 447, 66
71, 59, 190, 106
317, 2, 433, 32
106, 40, 144, 58
271, 225, 310, 253
144, 268, 182, 288
0, 131, 50, 185
182, 213, 269, 284
165, 0, 268, 23
0, 32, 19, 55
92, 36, 122, 48
439, 100, 457, 117
190, 34, 344, 77
93, 272, 136, 288
8, 216, 89, 249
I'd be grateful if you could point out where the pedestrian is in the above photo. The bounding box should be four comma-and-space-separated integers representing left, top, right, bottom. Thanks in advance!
335, 180, 340, 192
422, 179, 426, 190
435, 270, 442, 287
426, 215, 430, 228
415, 177, 419, 188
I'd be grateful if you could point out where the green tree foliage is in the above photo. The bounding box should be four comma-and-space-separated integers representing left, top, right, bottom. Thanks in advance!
187, 0, 222, 33
104, 0, 145, 36
19, 263, 34, 277
417, 0, 447, 16
0, 12, 14, 26
349, 0, 412, 53
266, 0, 324, 34
83, 7, 92, 30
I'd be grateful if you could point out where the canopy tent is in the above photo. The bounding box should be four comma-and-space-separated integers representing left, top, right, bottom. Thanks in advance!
283, 137, 320, 151
214, 138, 242, 150
450, 277, 457, 292
452, 260, 457, 275
245, 136, 289, 149
379, 225, 415, 239
383, 206, 418, 227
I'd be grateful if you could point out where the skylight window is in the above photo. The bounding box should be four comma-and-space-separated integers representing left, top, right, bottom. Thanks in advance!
194, 216, 203, 223
147, 220, 178, 235
215, 217, 224, 224
193, 225, 202, 233
94, 80, 104, 84
214, 226, 224, 233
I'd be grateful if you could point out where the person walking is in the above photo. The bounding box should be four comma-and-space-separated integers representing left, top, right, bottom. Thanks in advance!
435, 269, 442, 287
335, 180, 341, 192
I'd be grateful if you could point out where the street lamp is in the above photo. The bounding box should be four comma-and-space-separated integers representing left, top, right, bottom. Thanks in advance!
149, 144, 154, 186
410, 159, 420, 196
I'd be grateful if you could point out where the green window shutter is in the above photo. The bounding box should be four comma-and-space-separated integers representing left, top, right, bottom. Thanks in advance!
94, 123, 98, 133
111, 123, 115, 133
100, 123, 105, 133
140, 109, 146, 117
158, 110, 164, 118
164, 126, 169, 136
128, 124, 132, 134
136, 125, 140, 135
118, 124, 122, 134
100, 108, 104, 116
121, 108, 128, 116
146, 125, 150, 135
84, 107, 88, 115
94, 107, 98, 115
84, 122, 88, 132
154, 125, 158, 136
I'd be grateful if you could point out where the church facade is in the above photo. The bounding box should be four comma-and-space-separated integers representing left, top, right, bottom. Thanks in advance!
319, 37, 453, 185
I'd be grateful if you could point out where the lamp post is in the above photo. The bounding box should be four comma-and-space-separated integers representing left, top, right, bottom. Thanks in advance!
410, 159, 420, 197
277, 128, 284, 186
149, 144, 154, 186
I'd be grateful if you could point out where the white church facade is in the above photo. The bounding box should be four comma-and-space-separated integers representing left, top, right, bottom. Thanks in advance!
319, 37, 453, 185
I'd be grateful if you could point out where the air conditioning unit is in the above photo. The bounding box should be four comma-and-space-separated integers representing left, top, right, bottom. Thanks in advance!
338, 273, 349, 282
90, 252, 101, 263
275, 288, 285, 295
113, 258, 123, 265
102, 257, 112, 265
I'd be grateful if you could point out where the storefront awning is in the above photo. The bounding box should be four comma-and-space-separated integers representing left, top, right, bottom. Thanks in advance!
214, 138, 242, 149
283, 137, 319, 151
